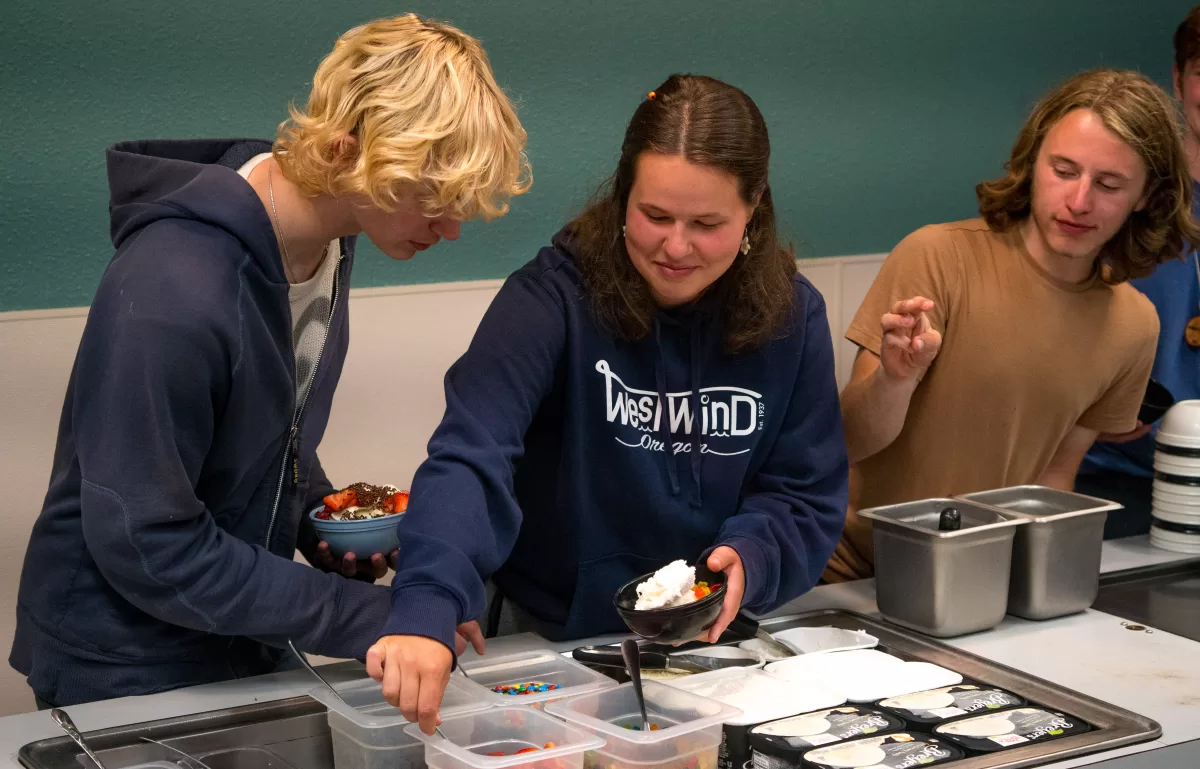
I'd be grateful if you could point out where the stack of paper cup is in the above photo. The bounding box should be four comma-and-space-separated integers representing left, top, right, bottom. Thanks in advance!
1151, 400, 1200, 553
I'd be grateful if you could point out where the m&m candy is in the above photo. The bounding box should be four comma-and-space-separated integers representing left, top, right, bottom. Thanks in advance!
492, 681, 560, 695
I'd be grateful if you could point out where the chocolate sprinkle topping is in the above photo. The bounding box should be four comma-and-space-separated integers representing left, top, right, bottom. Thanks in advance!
346, 482, 395, 509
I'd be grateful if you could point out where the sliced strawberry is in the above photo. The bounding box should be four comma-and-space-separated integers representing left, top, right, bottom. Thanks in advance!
393, 490, 410, 513
323, 488, 357, 512
515, 747, 539, 754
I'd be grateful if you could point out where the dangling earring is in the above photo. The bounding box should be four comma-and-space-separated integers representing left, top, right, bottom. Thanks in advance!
622, 225, 627, 238
740, 232, 751, 255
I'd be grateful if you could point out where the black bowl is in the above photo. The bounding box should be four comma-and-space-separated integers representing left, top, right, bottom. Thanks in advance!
1138, 379, 1175, 425
613, 562, 727, 643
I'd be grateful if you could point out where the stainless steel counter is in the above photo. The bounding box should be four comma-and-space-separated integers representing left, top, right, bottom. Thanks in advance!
1, 536, 1196, 769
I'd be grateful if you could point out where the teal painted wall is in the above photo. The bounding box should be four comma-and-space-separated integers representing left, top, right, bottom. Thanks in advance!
1, 1, 1190, 312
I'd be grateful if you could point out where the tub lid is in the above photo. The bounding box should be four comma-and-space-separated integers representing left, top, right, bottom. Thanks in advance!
662, 668, 845, 725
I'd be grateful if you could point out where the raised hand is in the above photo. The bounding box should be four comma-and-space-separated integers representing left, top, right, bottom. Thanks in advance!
879, 297, 942, 382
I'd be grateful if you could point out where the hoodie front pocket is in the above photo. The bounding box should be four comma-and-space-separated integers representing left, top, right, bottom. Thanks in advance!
561, 551, 672, 639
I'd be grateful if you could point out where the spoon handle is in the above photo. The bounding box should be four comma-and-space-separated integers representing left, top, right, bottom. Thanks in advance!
621, 639, 651, 732
50, 709, 107, 769
288, 639, 352, 708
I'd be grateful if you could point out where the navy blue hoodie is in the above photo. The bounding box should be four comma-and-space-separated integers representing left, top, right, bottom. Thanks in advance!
10, 139, 390, 706
381, 233, 849, 650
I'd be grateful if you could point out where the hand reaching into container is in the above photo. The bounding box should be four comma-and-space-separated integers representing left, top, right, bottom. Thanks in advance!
366, 621, 487, 734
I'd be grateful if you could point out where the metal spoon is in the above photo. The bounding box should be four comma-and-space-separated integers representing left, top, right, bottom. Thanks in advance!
138, 737, 213, 769
621, 639, 651, 732
50, 709, 107, 769
287, 639, 351, 708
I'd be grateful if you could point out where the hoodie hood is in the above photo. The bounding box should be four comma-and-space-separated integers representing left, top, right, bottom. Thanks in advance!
106, 138, 285, 282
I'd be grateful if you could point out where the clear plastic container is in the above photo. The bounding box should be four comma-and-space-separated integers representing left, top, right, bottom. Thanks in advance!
461, 650, 617, 709
404, 706, 605, 769
544, 680, 741, 769
309, 675, 493, 769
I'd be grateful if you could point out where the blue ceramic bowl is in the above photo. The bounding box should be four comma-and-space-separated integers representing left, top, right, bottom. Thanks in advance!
309, 505, 402, 558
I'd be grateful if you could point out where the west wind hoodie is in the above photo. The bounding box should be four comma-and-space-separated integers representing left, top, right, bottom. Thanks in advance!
382, 232, 849, 650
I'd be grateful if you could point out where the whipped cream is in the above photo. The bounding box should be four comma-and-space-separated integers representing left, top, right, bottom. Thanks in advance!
635, 560, 698, 610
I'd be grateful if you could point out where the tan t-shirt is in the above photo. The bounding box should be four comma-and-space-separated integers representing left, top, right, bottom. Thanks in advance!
825, 219, 1158, 582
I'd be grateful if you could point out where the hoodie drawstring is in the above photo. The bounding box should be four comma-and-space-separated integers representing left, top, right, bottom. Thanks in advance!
689, 322, 704, 509
653, 320, 680, 495
653, 317, 705, 508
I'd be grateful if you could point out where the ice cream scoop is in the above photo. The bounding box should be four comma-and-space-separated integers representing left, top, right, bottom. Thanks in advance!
635, 560, 699, 610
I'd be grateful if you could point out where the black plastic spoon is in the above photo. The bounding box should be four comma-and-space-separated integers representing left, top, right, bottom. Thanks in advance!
621, 639, 652, 732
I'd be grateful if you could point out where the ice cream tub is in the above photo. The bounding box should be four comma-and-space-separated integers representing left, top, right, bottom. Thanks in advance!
764, 650, 962, 703
934, 707, 1091, 753
875, 684, 1023, 729
747, 706, 904, 768
801, 733, 964, 769
662, 668, 844, 769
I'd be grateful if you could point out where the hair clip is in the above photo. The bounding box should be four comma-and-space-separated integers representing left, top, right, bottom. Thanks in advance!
647, 91, 656, 100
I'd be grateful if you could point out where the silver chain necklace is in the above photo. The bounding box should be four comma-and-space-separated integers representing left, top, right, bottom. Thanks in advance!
267, 162, 299, 284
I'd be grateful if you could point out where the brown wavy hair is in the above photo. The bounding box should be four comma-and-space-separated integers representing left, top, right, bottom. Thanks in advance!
976, 69, 1200, 283
567, 74, 796, 353
1175, 5, 1200, 80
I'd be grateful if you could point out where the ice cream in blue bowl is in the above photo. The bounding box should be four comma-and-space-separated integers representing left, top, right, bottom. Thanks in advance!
309, 482, 405, 558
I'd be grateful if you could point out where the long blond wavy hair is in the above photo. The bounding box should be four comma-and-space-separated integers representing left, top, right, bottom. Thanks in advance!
274, 14, 531, 220
977, 69, 1200, 283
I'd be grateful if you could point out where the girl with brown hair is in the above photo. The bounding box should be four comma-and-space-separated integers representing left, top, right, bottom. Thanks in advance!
366, 74, 849, 730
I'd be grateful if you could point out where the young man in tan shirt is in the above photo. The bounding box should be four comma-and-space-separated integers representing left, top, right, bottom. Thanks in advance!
827, 69, 1200, 582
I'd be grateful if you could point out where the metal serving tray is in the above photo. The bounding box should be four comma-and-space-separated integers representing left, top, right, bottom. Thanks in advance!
1094, 558, 1200, 643
19, 611, 1161, 769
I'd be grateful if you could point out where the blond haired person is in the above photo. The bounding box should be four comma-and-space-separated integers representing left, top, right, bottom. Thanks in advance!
827, 69, 1200, 582
11, 14, 529, 708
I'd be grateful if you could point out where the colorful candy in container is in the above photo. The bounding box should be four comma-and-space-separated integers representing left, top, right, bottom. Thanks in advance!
494, 682, 560, 696
544, 679, 742, 769
462, 650, 616, 710
405, 707, 605, 769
